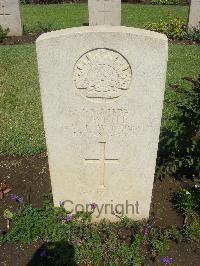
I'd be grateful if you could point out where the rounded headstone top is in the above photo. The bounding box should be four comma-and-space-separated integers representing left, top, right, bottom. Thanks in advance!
36, 26, 168, 43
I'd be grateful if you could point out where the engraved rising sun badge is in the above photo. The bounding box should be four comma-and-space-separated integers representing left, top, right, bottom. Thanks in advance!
74, 48, 132, 103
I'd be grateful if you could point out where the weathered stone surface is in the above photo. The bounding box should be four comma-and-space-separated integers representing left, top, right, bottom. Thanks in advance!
36, 26, 168, 221
188, 0, 200, 28
88, 0, 121, 26
0, 0, 22, 36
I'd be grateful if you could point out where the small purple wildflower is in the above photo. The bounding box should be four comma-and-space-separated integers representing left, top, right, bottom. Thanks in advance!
143, 227, 149, 236
15, 208, 20, 213
66, 214, 73, 222
162, 257, 172, 265
59, 201, 65, 207
90, 202, 97, 210
10, 194, 24, 204
143, 240, 148, 245
81, 235, 86, 241
10, 194, 17, 201
39, 249, 46, 257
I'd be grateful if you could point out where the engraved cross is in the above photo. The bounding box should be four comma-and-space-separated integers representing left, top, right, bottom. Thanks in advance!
98, 1, 112, 24
85, 142, 119, 188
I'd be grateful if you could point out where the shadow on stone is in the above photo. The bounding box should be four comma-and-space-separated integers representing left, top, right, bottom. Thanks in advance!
82, 22, 89, 26
27, 241, 76, 266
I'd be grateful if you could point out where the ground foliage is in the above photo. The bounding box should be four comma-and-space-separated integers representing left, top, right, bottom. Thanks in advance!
0, 197, 199, 265
151, 0, 181, 5
157, 74, 200, 180
0, 26, 9, 43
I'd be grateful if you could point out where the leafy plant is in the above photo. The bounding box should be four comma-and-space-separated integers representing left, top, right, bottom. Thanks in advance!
166, 225, 183, 243
187, 24, 200, 43
3, 209, 14, 230
1, 200, 146, 264
0, 25, 9, 43
3, 209, 14, 220
20, 0, 30, 4
145, 17, 187, 40
173, 183, 200, 241
151, 0, 180, 5
183, 219, 200, 240
5, 200, 91, 244
149, 229, 170, 255
174, 188, 200, 218
1, 198, 200, 264
157, 74, 200, 179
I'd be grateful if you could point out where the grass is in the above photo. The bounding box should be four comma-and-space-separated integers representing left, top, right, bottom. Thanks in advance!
122, 4, 189, 27
21, 3, 189, 33
0, 45, 45, 154
0, 43, 200, 155
163, 44, 200, 130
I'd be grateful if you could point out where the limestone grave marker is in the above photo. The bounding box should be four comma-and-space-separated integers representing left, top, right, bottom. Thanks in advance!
88, 0, 121, 26
0, 0, 23, 36
36, 26, 168, 222
188, 0, 200, 28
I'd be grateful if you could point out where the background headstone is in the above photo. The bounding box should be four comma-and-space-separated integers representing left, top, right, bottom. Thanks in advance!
188, 0, 200, 28
88, 0, 121, 26
0, 0, 23, 36
36, 26, 168, 222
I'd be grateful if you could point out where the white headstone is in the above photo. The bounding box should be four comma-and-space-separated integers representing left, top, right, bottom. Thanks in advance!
0, 0, 23, 36
188, 0, 200, 28
88, 0, 121, 26
36, 26, 168, 222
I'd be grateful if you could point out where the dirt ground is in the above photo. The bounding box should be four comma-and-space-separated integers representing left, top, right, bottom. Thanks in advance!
0, 154, 199, 265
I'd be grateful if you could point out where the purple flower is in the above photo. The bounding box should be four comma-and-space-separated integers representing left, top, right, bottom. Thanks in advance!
10, 194, 17, 201
59, 201, 65, 207
39, 249, 46, 257
143, 227, 149, 236
66, 214, 73, 222
15, 208, 20, 213
10, 194, 24, 204
81, 235, 86, 241
143, 240, 148, 245
162, 257, 172, 265
90, 202, 97, 210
